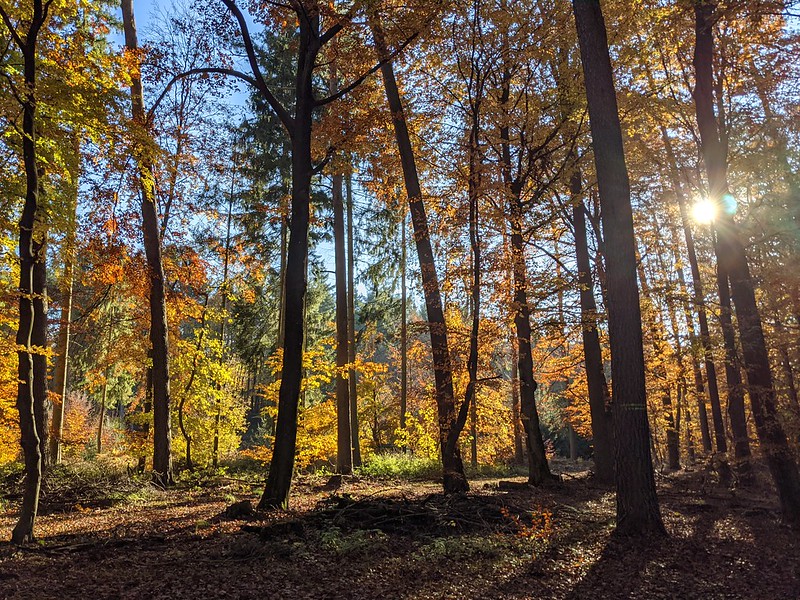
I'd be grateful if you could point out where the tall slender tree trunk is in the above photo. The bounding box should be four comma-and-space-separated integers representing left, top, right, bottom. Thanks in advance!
97, 375, 108, 454
693, 0, 800, 521
50, 145, 78, 465
660, 127, 716, 453
497, 33, 553, 486
637, 262, 680, 471
121, 0, 173, 487
399, 210, 408, 436
333, 170, 352, 474
213, 151, 236, 469
572, 170, 614, 483
346, 171, 361, 466
509, 195, 552, 485
572, 0, 664, 536
464, 110, 482, 472
371, 12, 468, 493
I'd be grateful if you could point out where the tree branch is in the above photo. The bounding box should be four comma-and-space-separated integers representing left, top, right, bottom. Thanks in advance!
0, 6, 24, 50
220, 0, 294, 130
147, 67, 258, 124
315, 29, 421, 107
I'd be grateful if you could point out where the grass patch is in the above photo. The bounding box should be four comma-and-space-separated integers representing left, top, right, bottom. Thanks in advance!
356, 453, 441, 480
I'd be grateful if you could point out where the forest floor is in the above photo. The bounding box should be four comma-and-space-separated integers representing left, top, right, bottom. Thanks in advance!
0, 458, 798, 599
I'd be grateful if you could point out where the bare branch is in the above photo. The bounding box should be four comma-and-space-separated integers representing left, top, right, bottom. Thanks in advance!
147, 67, 258, 124
220, 0, 294, 130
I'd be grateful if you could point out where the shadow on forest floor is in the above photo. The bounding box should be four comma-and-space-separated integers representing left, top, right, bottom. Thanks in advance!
0, 461, 798, 599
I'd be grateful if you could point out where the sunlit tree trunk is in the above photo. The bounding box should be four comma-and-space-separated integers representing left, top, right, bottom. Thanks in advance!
693, 0, 800, 521
333, 169, 352, 474
2, 0, 51, 543
399, 210, 408, 436
50, 140, 79, 465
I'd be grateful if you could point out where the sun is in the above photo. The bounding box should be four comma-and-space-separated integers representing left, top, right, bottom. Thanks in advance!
691, 198, 718, 224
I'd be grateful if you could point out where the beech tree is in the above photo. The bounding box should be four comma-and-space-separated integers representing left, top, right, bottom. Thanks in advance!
1, 0, 51, 544
571, 0, 665, 536
691, 0, 800, 522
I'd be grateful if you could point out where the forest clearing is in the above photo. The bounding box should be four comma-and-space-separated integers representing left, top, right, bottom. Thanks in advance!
2, 0, 800, 596
1, 460, 799, 599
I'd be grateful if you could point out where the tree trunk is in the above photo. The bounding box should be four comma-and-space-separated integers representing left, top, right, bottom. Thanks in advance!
498, 35, 553, 486
693, 0, 800, 521
714, 245, 750, 474
508, 195, 552, 485
333, 170, 352, 474
49, 159, 78, 465
346, 171, 361, 467
465, 113, 482, 472
571, 170, 614, 484
371, 12, 468, 493
660, 127, 715, 453
97, 377, 108, 454
572, 0, 664, 536
511, 341, 524, 465
637, 262, 680, 471
121, 0, 173, 487
6, 0, 49, 543
260, 14, 320, 508
399, 209, 408, 436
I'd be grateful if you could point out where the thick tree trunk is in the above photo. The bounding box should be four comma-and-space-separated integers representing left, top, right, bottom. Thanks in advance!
333, 171, 352, 474
572, 171, 614, 484
694, 0, 800, 521
371, 13, 467, 493
572, 0, 664, 536
346, 172, 361, 466
121, 0, 173, 487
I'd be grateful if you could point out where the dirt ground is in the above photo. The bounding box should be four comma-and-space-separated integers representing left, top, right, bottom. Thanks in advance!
0, 462, 798, 599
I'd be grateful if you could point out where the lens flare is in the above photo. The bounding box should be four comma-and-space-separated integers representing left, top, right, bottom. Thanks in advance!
691, 198, 718, 224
